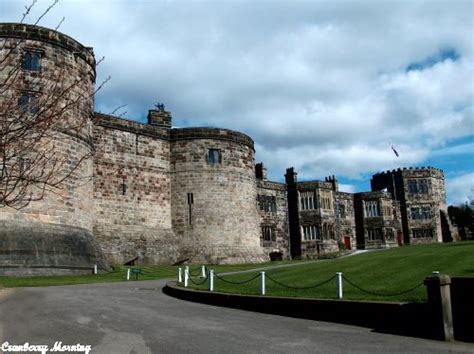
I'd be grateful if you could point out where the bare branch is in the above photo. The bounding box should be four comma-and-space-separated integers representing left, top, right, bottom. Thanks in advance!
0, 21, 109, 209
34, 0, 60, 25
21, 0, 38, 24
54, 16, 65, 31
110, 104, 127, 115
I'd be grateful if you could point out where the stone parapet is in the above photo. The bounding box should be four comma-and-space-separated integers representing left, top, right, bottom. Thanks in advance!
0, 23, 95, 73
95, 113, 169, 140
171, 127, 254, 150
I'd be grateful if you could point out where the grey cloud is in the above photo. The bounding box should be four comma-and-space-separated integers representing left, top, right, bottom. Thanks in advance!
1, 0, 473, 198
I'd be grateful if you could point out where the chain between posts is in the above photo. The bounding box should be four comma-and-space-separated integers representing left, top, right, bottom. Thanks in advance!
342, 275, 424, 297
189, 266, 203, 276
214, 272, 261, 285
265, 274, 337, 290
187, 275, 208, 286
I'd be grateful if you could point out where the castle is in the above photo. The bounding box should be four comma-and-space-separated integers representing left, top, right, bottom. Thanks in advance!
0, 24, 455, 275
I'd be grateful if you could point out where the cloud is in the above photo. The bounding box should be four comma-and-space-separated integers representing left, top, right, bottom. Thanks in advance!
338, 183, 356, 193
446, 173, 474, 205
1, 0, 473, 189
430, 142, 474, 157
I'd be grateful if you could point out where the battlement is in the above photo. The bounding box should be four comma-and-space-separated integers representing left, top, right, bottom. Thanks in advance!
373, 166, 444, 179
95, 112, 169, 140
297, 181, 334, 191
170, 127, 254, 149
256, 179, 286, 191
0, 23, 95, 72
255, 162, 268, 180
354, 191, 393, 199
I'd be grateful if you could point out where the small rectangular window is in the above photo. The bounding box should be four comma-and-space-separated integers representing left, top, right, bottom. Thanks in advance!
413, 228, 433, 238
208, 149, 221, 164
339, 204, 346, 218
18, 93, 39, 114
23, 51, 41, 71
19, 158, 31, 174
419, 179, 429, 194
408, 180, 418, 194
367, 228, 383, 241
364, 200, 380, 217
262, 226, 275, 241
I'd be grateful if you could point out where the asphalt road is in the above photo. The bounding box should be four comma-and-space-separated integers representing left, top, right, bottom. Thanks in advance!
0, 280, 473, 354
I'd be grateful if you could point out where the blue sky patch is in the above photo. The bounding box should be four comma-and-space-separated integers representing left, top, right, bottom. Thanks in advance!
406, 48, 460, 72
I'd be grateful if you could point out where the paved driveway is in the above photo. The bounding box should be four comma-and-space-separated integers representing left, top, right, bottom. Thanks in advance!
0, 280, 472, 353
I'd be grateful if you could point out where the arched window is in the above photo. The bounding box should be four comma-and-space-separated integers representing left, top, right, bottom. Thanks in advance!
31, 53, 41, 71
22, 51, 41, 71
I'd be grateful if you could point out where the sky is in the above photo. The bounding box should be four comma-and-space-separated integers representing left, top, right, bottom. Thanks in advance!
1, 0, 473, 205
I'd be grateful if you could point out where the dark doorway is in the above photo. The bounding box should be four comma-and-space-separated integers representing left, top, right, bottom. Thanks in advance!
344, 237, 352, 250
397, 231, 404, 246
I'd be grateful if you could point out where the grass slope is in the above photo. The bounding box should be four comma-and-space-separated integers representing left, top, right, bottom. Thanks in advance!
1, 242, 472, 302
0, 262, 285, 288
188, 242, 474, 302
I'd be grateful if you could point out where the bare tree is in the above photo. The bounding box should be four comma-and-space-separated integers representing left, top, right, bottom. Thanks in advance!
0, 1, 108, 209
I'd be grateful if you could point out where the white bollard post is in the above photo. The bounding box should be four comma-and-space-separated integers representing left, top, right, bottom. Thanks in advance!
260, 272, 266, 296
184, 267, 189, 287
209, 270, 214, 292
126, 268, 130, 281
201, 265, 206, 278
93, 264, 98, 275
336, 272, 343, 299
178, 268, 183, 283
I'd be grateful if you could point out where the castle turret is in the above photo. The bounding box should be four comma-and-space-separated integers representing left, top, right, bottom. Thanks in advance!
170, 128, 267, 264
371, 167, 452, 244
0, 23, 106, 275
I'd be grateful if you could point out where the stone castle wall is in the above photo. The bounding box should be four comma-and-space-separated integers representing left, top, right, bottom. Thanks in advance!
92, 114, 178, 264
0, 24, 455, 273
256, 180, 289, 259
297, 181, 339, 257
0, 23, 103, 274
93, 114, 171, 228
170, 128, 267, 264
335, 191, 356, 250
0, 23, 96, 231
371, 167, 450, 244
353, 191, 401, 249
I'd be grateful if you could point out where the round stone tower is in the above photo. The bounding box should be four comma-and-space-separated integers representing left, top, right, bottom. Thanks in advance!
0, 23, 106, 275
170, 128, 268, 264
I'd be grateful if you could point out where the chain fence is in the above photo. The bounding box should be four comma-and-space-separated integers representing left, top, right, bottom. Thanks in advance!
214, 272, 261, 285
265, 274, 336, 290
342, 275, 425, 297
188, 266, 204, 277
188, 274, 208, 286
180, 266, 428, 300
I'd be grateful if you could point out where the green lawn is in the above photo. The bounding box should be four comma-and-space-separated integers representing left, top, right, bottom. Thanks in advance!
0, 261, 300, 288
185, 242, 474, 302
1, 242, 473, 302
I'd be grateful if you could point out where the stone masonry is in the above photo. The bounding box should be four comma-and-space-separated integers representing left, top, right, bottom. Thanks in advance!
0, 23, 456, 274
